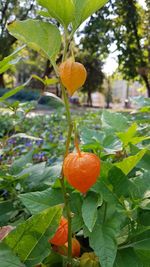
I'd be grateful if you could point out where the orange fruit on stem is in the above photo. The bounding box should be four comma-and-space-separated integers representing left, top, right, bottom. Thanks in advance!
53, 238, 81, 258
63, 152, 100, 193
59, 59, 87, 96
49, 217, 68, 246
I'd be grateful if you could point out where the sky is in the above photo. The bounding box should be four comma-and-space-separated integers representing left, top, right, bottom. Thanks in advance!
102, 0, 146, 75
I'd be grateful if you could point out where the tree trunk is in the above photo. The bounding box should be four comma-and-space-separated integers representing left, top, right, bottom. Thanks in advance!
0, 73, 5, 88
141, 74, 150, 97
124, 82, 130, 108
106, 78, 112, 109
87, 91, 92, 107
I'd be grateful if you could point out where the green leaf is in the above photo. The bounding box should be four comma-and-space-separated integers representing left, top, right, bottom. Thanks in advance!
0, 201, 16, 226
140, 199, 150, 210
117, 123, 150, 146
81, 128, 105, 146
130, 136, 150, 145
44, 77, 58, 86
43, 250, 63, 266
0, 45, 25, 74
82, 191, 99, 232
89, 212, 120, 267
38, 0, 75, 27
140, 106, 150, 113
70, 192, 84, 233
0, 243, 25, 267
115, 149, 146, 175
133, 238, 150, 250
119, 235, 150, 265
43, 92, 64, 105
32, 74, 45, 84
37, 10, 51, 18
10, 150, 33, 175
73, 0, 109, 29
107, 167, 131, 198
138, 151, 150, 171
5, 205, 62, 267
0, 78, 32, 102
10, 133, 42, 141
103, 134, 122, 153
18, 162, 61, 189
101, 110, 129, 132
32, 75, 58, 86
19, 188, 63, 214
139, 210, 150, 226
117, 123, 137, 145
114, 248, 142, 267
7, 20, 61, 61
130, 171, 150, 199
134, 248, 150, 267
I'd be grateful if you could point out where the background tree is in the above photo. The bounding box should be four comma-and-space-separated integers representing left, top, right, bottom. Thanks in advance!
0, 0, 36, 87
77, 51, 104, 106
80, 0, 150, 97
113, 0, 150, 96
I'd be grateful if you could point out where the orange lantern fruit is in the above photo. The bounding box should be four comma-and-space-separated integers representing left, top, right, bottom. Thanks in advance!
49, 217, 68, 246
59, 59, 87, 96
53, 238, 81, 258
63, 152, 100, 193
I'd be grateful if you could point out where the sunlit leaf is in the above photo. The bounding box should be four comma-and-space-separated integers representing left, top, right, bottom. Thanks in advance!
0, 45, 25, 74
115, 149, 146, 175
0, 78, 32, 102
8, 20, 61, 61
38, 0, 75, 27
73, 0, 109, 29
5, 205, 62, 266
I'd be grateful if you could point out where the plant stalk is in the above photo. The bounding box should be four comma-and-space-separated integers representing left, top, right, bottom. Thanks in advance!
52, 28, 74, 266
52, 26, 73, 265
74, 122, 81, 157
60, 81, 73, 266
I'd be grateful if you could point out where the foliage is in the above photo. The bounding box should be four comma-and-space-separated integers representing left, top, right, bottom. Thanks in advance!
0, 105, 150, 267
0, 1, 149, 267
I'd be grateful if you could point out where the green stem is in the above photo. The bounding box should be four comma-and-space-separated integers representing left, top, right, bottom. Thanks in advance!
61, 83, 72, 125
52, 27, 73, 266
62, 28, 69, 62
60, 83, 73, 266
53, 28, 73, 266
65, 123, 73, 158
74, 122, 81, 157
59, 174, 72, 266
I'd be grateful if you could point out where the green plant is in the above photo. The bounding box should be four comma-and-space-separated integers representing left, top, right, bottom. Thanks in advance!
0, 1, 150, 267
